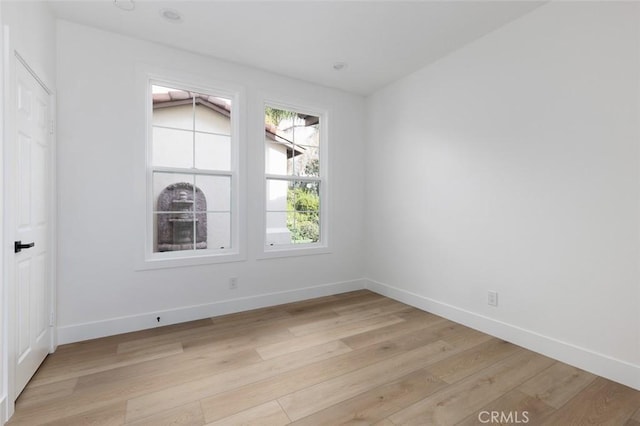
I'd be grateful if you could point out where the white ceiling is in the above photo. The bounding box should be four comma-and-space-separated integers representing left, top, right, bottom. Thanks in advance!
48, 1, 544, 95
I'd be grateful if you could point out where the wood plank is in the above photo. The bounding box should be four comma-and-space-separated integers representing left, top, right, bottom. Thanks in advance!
9, 401, 127, 426
116, 316, 296, 355
256, 314, 406, 360
626, 408, 640, 426
52, 319, 212, 359
203, 292, 370, 327
372, 419, 395, 426
541, 378, 640, 426
15, 377, 78, 409
288, 299, 409, 337
29, 342, 184, 387
388, 349, 555, 425
205, 401, 290, 426
279, 327, 493, 421
427, 338, 521, 384
180, 309, 339, 353
127, 402, 205, 426
125, 340, 352, 422
209, 306, 292, 327
456, 389, 555, 426
289, 368, 447, 425
519, 361, 596, 408
330, 297, 409, 316
340, 311, 449, 350
8, 347, 263, 424
199, 319, 482, 423
279, 340, 454, 420
74, 347, 262, 395
283, 291, 382, 316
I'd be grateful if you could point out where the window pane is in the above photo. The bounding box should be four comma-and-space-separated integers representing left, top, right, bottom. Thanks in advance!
265, 141, 289, 175
152, 126, 193, 168
152, 85, 195, 132
265, 106, 320, 177
195, 132, 231, 171
288, 180, 320, 202
266, 179, 288, 212
288, 181, 320, 244
195, 175, 231, 212
195, 95, 232, 135
288, 212, 319, 244
266, 211, 291, 246
266, 179, 320, 246
153, 172, 195, 211
293, 146, 319, 177
207, 212, 231, 250
154, 212, 196, 252
153, 174, 211, 253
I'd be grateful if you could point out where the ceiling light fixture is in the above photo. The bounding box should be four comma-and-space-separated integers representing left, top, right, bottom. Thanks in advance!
160, 8, 183, 23
332, 62, 348, 71
113, 0, 135, 11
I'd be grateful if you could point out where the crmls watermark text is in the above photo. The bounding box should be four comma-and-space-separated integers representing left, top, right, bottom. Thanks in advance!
478, 411, 530, 424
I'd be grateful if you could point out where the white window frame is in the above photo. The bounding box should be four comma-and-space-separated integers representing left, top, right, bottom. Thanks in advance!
260, 98, 329, 258
136, 71, 245, 270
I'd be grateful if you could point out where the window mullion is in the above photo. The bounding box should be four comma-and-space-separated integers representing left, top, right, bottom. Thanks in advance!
265, 174, 320, 183
154, 166, 233, 177
191, 95, 196, 251
192, 94, 196, 169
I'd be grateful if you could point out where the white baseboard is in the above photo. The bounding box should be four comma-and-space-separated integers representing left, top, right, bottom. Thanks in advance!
57, 279, 366, 345
364, 278, 640, 391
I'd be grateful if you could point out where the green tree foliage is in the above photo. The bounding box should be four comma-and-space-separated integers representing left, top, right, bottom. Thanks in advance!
304, 158, 319, 176
287, 185, 319, 243
265, 107, 298, 127
293, 159, 320, 192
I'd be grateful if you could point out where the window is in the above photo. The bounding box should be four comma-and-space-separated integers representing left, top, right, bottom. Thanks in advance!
147, 81, 239, 263
264, 104, 326, 252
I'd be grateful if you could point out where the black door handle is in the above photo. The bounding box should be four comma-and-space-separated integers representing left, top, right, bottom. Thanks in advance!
14, 241, 35, 253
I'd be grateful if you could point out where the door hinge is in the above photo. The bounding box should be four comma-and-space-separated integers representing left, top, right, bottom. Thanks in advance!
49, 312, 55, 327
49, 120, 54, 135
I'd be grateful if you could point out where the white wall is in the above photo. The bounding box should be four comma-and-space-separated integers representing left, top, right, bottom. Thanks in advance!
365, 1, 640, 389
0, 1, 56, 90
1, 1, 57, 421
55, 21, 366, 343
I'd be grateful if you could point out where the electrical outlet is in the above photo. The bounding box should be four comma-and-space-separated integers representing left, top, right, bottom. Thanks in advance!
229, 277, 238, 290
488, 291, 498, 307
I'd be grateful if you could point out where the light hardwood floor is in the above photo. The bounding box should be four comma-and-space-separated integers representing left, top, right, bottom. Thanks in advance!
7, 290, 640, 425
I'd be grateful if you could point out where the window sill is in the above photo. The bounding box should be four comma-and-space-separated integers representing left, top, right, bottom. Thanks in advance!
258, 244, 330, 260
136, 250, 246, 271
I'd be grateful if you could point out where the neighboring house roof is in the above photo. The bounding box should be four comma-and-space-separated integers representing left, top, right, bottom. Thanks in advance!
153, 91, 231, 117
264, 123, 306, 159
153, 90, 304, 158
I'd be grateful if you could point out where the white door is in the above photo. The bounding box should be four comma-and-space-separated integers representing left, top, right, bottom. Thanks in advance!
12, 57, 52, 397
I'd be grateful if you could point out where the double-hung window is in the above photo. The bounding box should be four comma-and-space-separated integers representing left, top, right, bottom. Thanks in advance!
147, 81, 239, 264
264, 103, 327, 252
